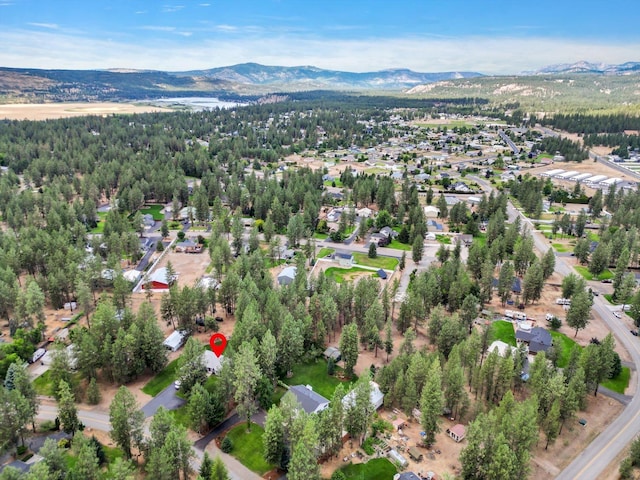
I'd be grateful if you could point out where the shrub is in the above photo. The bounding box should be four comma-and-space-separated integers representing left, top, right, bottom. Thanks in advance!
331, 471, 347, 480
16, 445, 27, 456
548, 316, 562, 330
327, 358, 336, 376
361, 437, 375, 455
220, 436, 233, 453
40, 420, 57, 432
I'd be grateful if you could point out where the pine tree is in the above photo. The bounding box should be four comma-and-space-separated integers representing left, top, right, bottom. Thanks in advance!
288, 416, 320, 480
109, 386, 144, 459
86, 377, 101, 405
339, 323, 359, 378
57, 380, 80, 436
420, 359, 444, 445
211, 456, 231, 480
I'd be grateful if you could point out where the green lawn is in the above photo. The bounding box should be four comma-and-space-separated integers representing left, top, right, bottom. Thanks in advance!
314, 232, 329, 240
340, 458, 397, 480
386, 240, 412, 251
552, 243, 572, 253
353, 253, 398, 270
490, 321, 516, 346
139, 204, 165, 221
318, 247, 335, 258
283, 360, 356, 399
324, 179, 343, 187
141, 357, 180, 396
325, 266, 378, 284
226, 423, 275, 475
601, 366, 631, 394
33, 370, 82, 396
170, 405, 190, 428
574, 266, 614, 281
474, 233, 487, 247
549, 331, 581, 368
90, 211, 107, 234
436, 234, 451, 244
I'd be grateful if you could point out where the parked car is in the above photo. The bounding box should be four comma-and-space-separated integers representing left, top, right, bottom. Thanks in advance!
174, 380, 182, 390
631, 330, 638, 336
614, 311, 622, 319
601, 279, 613, 284
215, 316, 224, 322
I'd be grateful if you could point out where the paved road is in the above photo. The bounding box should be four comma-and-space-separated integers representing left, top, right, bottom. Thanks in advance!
38, 404, 112, 432
141, 384, 186, 417
505, 200, 640, 479
470, 172, 640, 477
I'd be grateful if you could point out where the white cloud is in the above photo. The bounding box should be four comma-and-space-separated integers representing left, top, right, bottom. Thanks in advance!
199, 3, 210, 6
140, 26, 176, 32
27, 22, 59, 29
0, 28, 638, 75
162, 5, 184, 13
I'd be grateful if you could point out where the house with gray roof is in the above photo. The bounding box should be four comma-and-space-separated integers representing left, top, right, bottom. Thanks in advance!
516, 326, 552, 354
289, 385, 330, 414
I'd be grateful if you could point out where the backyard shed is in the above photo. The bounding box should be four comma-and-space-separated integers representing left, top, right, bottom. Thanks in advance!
448, 424, 466, 442
277, 266, 297, 286
407, 447, 423, 462
323, 346, 341, 362
163, 330, 188, 352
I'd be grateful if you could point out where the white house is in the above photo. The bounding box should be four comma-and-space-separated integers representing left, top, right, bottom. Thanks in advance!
342, 381, 384, 410
424, 205, 440, 218
201, 350, 224, 375
278, 266, 297, 286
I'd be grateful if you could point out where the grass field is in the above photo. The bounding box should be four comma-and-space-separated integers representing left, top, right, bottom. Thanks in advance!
490, 320, 516, 346
283, 360, 356, 399
90, 211, 107, 234
387, 239, 412, 251
226, 423, 275, 475
549, 331, 580, 368
324, 179, 343, 187
139, 204, 165, 221
552, 243, 572, 253
340, 458, 397, 480
314, 232, 329, 240
141, 357, 180, 396
574, 266, 613, 281
474, 233, 487, 247
601, 366, 631, 394
437, 234, 451, 244
325, 266, 377, 284
33, 370, 82, 396
353, 253, 398, 270
318, 247, 335, 258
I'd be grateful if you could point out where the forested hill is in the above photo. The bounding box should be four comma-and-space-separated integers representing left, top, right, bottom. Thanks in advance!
0, 64, 483, 102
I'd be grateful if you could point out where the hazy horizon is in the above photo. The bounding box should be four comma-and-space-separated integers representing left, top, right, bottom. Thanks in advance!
1, 0, 639, 75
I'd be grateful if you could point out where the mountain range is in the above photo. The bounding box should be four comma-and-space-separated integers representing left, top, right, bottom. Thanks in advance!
0, 61, 638, 104
530, 61, 640, 75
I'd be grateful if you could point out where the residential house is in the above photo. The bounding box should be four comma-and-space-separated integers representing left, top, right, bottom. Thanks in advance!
500, 172, 516, 182
333, 251, 354, 267
343, 381, 385, 411
379, 226, 398, 239
395, 473, 422, 480
515, 325, 552, 354
356, 207, 373, 218
414, 173, 430, 183
369, 233, 389, 246
491, 276, 521, 294
425, 232, 436, 241
178, 206, 196, 220
327, 209, 342, 222
175, 239, 203, 253
289, 385, 330, 414
424, 205, 440, 218
201, 350, 224, 375
277, 266, 297, 286
488, 340, 518, 358
447, 424, 466, 442
453, 181, 471, 193
444, 195, 460, 206
426, 219, 443, 231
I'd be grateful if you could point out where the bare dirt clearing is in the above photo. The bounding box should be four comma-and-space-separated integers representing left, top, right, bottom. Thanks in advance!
0, 102, 172, 121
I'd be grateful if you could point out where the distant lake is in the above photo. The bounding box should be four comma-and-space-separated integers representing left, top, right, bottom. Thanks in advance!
151, 97, 248, 111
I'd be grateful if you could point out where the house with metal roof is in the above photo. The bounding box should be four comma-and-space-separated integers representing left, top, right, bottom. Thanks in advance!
289, 385, 330, 414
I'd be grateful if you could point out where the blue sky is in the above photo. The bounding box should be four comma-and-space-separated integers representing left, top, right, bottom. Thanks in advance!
1, 0, 639, 73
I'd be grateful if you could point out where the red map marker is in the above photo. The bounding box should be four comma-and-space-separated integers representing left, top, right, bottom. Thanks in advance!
209, 333, 227, 358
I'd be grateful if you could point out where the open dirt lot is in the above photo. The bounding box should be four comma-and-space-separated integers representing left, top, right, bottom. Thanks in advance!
0, 102, 172, 121
153, 246, 211, 289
